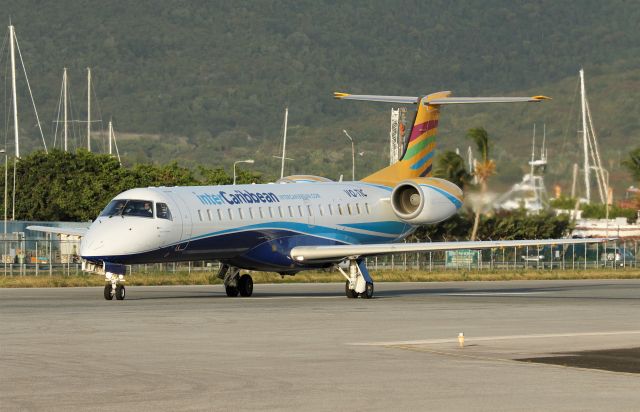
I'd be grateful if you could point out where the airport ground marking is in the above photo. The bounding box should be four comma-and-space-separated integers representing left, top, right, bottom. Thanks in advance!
349, 330, 640, 347
386, 345, 640, 378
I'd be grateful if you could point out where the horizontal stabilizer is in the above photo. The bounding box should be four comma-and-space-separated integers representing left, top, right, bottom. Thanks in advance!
26, 225, 88, 237
428, 96, 551, 104
334, 92, 419, 104
292, 237, 604, 261
334, 91, 550, 105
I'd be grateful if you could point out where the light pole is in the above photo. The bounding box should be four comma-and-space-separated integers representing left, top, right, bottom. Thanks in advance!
233, 159, 254, 185
1, 149, 6, 238
342, 130, 355, 181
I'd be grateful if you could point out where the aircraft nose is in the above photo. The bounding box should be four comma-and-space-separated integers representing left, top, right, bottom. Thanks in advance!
80, 218, 162, 259
79, 237, 103, 257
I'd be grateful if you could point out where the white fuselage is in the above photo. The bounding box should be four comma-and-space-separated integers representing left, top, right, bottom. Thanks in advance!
80, 180, 458, 272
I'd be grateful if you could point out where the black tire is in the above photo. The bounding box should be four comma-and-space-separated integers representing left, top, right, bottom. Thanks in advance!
345, 281, 357, 298
115, 285, 126, 300
361, 282, 374, 299
238, 274, 253, 297
225, 285, 239, 297
104, 284, 113, 300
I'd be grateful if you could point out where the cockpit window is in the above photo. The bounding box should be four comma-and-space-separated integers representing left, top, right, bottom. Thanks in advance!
156, 203, 172, 220
100, 199, 154, 218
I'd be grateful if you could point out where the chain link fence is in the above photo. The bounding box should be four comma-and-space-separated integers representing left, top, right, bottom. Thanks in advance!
0, 238, 637, 277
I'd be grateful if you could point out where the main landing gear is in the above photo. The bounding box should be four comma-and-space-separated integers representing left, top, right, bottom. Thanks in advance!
218, 265, 254, 297
337, 259, 374, 299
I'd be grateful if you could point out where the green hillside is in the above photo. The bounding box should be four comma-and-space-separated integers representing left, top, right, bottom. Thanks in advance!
1, 1, 639, 194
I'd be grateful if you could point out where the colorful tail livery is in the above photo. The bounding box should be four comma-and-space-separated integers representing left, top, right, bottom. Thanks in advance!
334, 92, 550, 187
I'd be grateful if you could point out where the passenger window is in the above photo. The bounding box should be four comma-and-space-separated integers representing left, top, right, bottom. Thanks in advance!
355, 204, 361, 215
288, 205, 294, 217
268, 207, 274, 218
347, 204, 352, 215
318, 205, 324, 216
249, 208, 254, 219
238, 208, 244, 220
338, 204, 344, 215
259, 207, 264, 219
207, 209, 212, 221
307, 205, 313, 217
227, 209, 233, 220
197, 210, 203, 221
298, 205, 304, 217
278, 206, 284, 218
365, 203, 371, 214
156, 203, 172, 220
217, 209, 223, 220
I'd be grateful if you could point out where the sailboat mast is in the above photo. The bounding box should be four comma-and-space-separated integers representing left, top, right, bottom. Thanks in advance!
280, 107, 288, 179
530, 124, 536, 177
63, 68, 68, 152
9, 25, 19, 158
579, 69, 590, 202
87, 67, 91, 151
108, 120, 113, 155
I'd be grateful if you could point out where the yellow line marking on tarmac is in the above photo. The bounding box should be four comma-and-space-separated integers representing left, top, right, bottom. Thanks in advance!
349, 330, 640, 346
433, 292, 547, 296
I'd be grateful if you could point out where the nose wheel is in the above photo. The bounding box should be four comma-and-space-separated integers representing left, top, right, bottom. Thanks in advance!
104, 284, 113, 300
103, 271, 126, 301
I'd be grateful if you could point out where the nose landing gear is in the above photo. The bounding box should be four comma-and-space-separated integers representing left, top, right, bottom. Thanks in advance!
104, 272, 126, 301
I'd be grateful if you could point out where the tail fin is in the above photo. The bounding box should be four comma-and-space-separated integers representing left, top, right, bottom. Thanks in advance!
334, 91, 550, 187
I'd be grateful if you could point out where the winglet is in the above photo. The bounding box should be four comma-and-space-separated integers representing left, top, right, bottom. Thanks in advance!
334, 92, 351, 99
532, 95, 552, 101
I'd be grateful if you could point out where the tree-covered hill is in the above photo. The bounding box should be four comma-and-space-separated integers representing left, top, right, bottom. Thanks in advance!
1, 1, 639, 193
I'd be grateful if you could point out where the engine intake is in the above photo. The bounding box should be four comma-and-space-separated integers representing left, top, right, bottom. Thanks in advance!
391, 178, 462, 224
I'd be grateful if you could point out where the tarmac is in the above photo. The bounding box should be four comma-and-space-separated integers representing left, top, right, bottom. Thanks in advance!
1, 280, 640, 411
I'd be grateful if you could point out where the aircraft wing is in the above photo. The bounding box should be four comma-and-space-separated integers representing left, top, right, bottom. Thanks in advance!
26, 225, 89, 237
291, 238, 605, 262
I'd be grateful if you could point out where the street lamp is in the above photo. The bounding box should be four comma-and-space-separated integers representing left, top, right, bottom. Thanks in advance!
342, 130, 355, 181
233, 159, 254, 185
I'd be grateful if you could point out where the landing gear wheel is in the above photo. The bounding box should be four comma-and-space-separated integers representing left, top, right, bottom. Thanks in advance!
345, 281, 357, 299
225, 285, 239, 297
360, 282, 374, 299
115, 285, 126, 300
238, 274, 253, 297
104, 284, 113, 300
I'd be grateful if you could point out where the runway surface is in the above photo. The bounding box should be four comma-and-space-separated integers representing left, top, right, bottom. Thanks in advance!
2, 280, 640, 411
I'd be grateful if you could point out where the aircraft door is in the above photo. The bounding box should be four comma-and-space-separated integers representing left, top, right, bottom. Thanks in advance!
155, 198, 176, 248
167, 192, 193, 251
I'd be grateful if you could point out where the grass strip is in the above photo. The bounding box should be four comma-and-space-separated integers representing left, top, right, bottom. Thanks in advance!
1, 268, 640, 288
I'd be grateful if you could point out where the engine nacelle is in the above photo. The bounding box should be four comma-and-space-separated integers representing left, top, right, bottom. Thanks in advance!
391, 178, 463, 224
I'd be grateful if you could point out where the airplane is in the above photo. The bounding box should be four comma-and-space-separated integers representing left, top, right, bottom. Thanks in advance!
28, 90, 604, 301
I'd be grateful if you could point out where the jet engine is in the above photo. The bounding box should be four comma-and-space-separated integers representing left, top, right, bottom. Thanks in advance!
390, 178, 462, 224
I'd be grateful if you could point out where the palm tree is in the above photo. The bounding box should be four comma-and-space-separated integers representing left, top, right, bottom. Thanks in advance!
433, 150, 472, 189
623, 147, 640, 182
623, 147, 640, 209
467, 128, 496, 240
